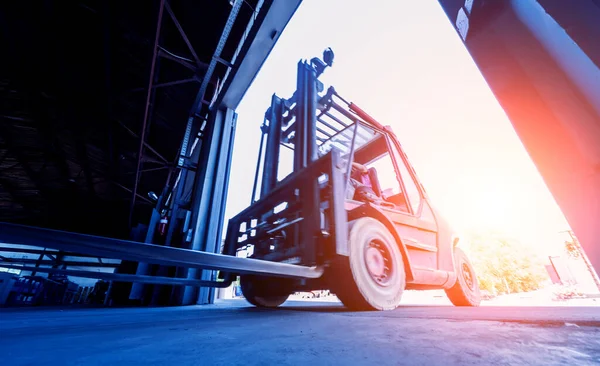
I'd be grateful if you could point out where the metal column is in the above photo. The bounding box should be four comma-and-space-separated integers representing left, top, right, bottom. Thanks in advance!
260, 94, 283, 198
294, 60, 320, 265
179, 107, 237, 305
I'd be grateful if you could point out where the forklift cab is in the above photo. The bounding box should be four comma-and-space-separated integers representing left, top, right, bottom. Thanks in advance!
318, 121, 414, 214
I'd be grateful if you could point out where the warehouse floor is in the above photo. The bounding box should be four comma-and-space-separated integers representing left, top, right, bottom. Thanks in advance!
1, 299, 600, 365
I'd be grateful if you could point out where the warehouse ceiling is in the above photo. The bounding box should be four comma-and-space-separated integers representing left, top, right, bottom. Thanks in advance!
0, 0, 293, 238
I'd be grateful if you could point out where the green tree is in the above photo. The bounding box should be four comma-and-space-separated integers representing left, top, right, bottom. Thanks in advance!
461, 230, 549, 295
563, 239, 580, 259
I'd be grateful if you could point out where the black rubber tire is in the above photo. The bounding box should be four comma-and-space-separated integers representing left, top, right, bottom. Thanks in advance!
331, 217, 406, 311
445, 247, 481, 307
240, 275, 290, 308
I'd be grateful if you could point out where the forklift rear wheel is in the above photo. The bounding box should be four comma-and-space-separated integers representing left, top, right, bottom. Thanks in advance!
332, 217, 406, 311
445, 247, 481, 307
240, 275, 290, 308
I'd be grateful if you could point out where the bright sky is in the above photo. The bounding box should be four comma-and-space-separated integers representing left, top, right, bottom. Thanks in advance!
225, 0, 570, 255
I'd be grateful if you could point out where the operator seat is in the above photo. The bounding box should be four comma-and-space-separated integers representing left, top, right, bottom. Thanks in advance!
350, 162, 382, 203
350, 164, 398, 210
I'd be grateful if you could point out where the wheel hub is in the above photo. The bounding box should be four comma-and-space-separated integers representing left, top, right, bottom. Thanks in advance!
462, 263, 474, 290
364, 241, 392, 286
366, 246, 385, 276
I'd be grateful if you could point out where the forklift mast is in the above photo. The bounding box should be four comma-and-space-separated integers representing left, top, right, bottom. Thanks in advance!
256, 49, 334, 201
224, 48, 405, 271
252, 48, 402, 203
223, 48, 430, 274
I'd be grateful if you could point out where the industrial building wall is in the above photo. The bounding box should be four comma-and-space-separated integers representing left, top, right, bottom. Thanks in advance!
437, 0, 600, 273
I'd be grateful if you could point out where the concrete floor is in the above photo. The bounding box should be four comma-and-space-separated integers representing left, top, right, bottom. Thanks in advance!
1, 299, 600, 366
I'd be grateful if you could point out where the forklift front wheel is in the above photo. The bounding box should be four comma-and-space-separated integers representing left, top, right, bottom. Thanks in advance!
240, 275, 290, 308
332, 217, 406, 311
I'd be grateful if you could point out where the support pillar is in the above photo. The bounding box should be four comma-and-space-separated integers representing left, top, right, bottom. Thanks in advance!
179, 107, 237, 305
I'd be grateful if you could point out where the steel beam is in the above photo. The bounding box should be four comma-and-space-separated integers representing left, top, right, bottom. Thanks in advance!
116, 121, 168, 164
164, 1, 204, 69
158, 48, 199, 73
177, 0, 243, 169
218, 0, 302, 110
113, 182, 154, 204
128, 77, 199, 93
129, 0, 166, 228
194, 0, 242, 116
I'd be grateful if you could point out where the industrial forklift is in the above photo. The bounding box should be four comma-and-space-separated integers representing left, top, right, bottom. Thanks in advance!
222, 49, 481, 310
